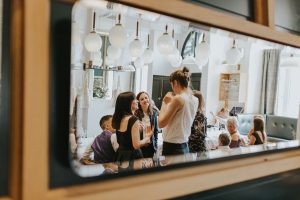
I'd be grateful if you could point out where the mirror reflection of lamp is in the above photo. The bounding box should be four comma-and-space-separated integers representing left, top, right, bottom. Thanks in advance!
142, 34, 154, 64
109, 14, 127, 48
129, 20, 144, 58
84, 11, 102, 69
195, 33, 210, 69
107, 45, 122, 60
225, 39, 243, 65
168, 39, 182, 68
157, 25, 175, 55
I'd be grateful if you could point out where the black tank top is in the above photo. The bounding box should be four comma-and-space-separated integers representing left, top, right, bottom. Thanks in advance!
116, 115, 139, 150
252, 131, 264, 145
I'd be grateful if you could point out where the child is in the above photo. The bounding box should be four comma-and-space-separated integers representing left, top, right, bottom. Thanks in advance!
217, 133, 230, 150
80, 115, 118, 164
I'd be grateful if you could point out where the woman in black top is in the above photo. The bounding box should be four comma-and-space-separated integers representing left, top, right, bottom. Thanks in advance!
135, 91, 159, 158
112, 92, 152, 170
248, 116, 267, 145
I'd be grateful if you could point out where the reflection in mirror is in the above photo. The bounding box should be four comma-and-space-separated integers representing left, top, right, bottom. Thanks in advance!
69, 0, 300, 177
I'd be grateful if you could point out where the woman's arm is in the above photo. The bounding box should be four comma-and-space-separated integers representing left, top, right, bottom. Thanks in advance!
80, 146, 95, 165
247, 128, 254, 138
249, 135, 256, 145
131, 121, 151, 149
158, 95, 183, 128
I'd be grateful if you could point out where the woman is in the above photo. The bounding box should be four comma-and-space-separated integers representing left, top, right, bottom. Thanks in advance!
248, 116, 267, 145
188, 90, 207, 153
227, 117, 243, 148
135, 91, 159, 158
158, 67, 198, 156
112, 92, 152, 170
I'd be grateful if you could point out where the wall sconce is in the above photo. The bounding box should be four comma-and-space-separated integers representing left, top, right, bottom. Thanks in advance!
109, 14, 127, 48
84, 11, 102, 52
195, 33, 210, 67
157, 25, 175, 55
225, 39, 243, 65
142, 34, 154, 64
129, 20, 144, 58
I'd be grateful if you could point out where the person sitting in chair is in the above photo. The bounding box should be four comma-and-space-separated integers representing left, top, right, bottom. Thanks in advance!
80, 115, 118, 164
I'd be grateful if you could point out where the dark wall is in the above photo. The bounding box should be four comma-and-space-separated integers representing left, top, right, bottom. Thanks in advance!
175, 168, 300, 200
190, 0, 254, 20
275, 0, 300, 35
0, 0, 11, 196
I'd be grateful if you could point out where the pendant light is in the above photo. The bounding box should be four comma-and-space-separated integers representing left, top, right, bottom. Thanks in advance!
107, 45, 121, 60
84, 11, 102, 52
142, 34, 154, 64
109, 14, 127, 48
129, 20, 144, 58
195, 33, 210, 67
226, 39, 242, 65
157, 25, 175, 55
168, 38, 182, 68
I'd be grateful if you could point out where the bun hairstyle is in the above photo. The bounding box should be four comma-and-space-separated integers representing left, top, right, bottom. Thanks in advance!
169, 66, 190, 88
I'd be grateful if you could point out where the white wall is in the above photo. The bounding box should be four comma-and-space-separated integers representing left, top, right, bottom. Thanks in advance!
87, 99, 115, 137
203, 33, 231, 123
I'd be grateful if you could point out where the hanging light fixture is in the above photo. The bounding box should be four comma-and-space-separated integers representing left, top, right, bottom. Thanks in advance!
142, 34, 154, 64
109, 14, 127, 48
107, 45, 121, 60
133, 57, 144, 68
167, 39, 182, 68
84, 11, 102, 52
129, 20, 144, 58
195, 33, 210, 67
225, 39, 242, 65
157, 25, 175, 55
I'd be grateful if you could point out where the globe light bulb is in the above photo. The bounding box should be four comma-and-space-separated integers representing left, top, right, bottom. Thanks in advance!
157, 33, 175, 55
226, 47, 242, 65
107, 45, 122, 60
84, 32, 102, 52
133, 57, 145, 68
170, 55, 182, 68
129, 39, 144, 58
109, 24, 127, 48
195, 41, 210, 66
142, 48, 154, 64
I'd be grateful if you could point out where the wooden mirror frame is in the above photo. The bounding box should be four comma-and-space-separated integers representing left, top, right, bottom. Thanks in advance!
4, 0, 300, 200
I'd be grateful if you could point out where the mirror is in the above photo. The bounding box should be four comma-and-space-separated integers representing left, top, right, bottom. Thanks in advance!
69, 0, 300, 177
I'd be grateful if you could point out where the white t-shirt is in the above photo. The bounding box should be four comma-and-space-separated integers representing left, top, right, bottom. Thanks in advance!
163, 92, 198, 143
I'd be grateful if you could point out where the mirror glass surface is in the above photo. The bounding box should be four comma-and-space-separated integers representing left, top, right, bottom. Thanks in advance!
69, 0, 300, 177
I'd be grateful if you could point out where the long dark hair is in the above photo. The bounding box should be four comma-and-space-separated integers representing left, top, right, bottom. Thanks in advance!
135, 91, 154, 120
169, 66, 190, 88
112, 91, 136, 130
253, 117, 265, 140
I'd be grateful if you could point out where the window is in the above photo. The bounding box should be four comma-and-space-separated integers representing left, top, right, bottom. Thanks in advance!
276, 66, 300, 117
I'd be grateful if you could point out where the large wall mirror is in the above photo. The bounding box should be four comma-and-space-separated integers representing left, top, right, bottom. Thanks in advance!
66, 0, 300, 178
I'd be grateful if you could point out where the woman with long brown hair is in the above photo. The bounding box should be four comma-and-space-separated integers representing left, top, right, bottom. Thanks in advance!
248, 116, 267, 145
135, 91, 159, 158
